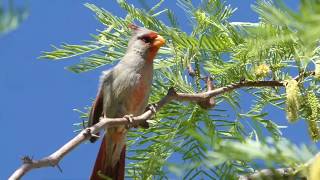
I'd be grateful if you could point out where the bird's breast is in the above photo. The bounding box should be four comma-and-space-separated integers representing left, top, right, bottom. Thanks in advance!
103, 62, 153, 118
126, 74, 151, 115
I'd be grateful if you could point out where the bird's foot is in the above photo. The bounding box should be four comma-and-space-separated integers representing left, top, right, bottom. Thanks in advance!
146, 103, 157, 114
140, 104, 157, 129
124, 114, 137, 129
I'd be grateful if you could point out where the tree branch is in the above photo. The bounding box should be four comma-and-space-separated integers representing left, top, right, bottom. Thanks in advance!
238, 152, 320, 180
8, 79, 301, 179
238, 168, 298, 180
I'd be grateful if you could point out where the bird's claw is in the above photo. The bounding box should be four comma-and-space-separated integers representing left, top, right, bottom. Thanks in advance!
138, 103, 157, 129
124, 114, 137, 129
146, 103, 157, 114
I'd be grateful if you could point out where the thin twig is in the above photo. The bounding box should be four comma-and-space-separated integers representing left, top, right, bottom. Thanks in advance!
8, 78, 307, 179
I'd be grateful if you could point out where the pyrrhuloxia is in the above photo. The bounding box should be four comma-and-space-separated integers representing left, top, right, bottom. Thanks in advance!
88, 24, 165, 180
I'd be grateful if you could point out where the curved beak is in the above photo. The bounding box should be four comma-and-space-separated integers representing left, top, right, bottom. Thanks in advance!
152, 35, 165, 48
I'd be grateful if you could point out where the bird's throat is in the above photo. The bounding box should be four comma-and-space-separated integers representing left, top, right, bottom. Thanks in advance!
147, 47, 161, 62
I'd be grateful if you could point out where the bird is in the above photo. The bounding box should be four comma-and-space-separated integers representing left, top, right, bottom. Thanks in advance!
88, 24, 165, 180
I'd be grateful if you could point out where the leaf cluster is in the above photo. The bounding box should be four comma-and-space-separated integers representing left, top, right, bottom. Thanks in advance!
0, 0, 27, 35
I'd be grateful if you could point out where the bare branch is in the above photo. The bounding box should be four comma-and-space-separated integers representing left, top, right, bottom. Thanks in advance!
238, 168, 298, 180
238, 152, 320, 180
8, 78, 305, 179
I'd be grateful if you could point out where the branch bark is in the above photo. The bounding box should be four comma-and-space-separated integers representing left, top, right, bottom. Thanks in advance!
8, 79, 298, 179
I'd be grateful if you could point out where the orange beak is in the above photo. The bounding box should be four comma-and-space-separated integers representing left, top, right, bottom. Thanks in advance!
152, 35, 165, 48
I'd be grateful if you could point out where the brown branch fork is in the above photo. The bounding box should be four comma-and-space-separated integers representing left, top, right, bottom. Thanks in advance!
7, 78, 304, 180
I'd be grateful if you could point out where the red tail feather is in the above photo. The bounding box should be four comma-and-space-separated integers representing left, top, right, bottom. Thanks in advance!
90, 136, 126, 180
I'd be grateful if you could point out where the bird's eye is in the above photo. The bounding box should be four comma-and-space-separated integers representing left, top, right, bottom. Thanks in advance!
139, 36, 153, 43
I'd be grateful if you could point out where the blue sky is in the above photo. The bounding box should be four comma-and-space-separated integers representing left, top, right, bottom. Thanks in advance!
0, 0, 313, 179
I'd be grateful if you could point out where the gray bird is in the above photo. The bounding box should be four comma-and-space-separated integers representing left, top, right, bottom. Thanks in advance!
88, 24, 165, 180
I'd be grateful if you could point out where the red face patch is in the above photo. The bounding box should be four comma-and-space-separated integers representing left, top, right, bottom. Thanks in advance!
139, 32, 158, 44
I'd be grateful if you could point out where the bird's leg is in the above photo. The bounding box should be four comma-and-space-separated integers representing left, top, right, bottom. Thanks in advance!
123, 114, 138, 129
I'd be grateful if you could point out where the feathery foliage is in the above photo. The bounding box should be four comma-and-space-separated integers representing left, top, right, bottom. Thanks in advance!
0, 0, 27, 35
41, 0, 320, 179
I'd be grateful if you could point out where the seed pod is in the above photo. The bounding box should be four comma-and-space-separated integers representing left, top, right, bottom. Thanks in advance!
306, 92, 320, 141
284, 79, 300, 122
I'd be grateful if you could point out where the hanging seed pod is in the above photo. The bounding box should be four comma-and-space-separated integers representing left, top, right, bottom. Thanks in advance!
306, 92, 320, 141
255, 64, 270, 78
284, 79, 300, 122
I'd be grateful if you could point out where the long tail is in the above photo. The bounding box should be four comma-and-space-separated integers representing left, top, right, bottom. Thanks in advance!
90, 128, 126, 180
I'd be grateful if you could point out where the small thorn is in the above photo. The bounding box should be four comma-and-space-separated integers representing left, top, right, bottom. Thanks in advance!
21, 156, 33, 164
56, 163, 63, 173
167, 87, 177, 96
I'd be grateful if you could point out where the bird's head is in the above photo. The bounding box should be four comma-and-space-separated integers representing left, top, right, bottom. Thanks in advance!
126, 24, 165, 62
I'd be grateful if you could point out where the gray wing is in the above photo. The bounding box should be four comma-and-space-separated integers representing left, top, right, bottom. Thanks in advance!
87, 70, 112, 142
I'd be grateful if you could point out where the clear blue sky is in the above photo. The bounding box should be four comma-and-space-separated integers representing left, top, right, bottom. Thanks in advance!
1, 0, 313, 179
